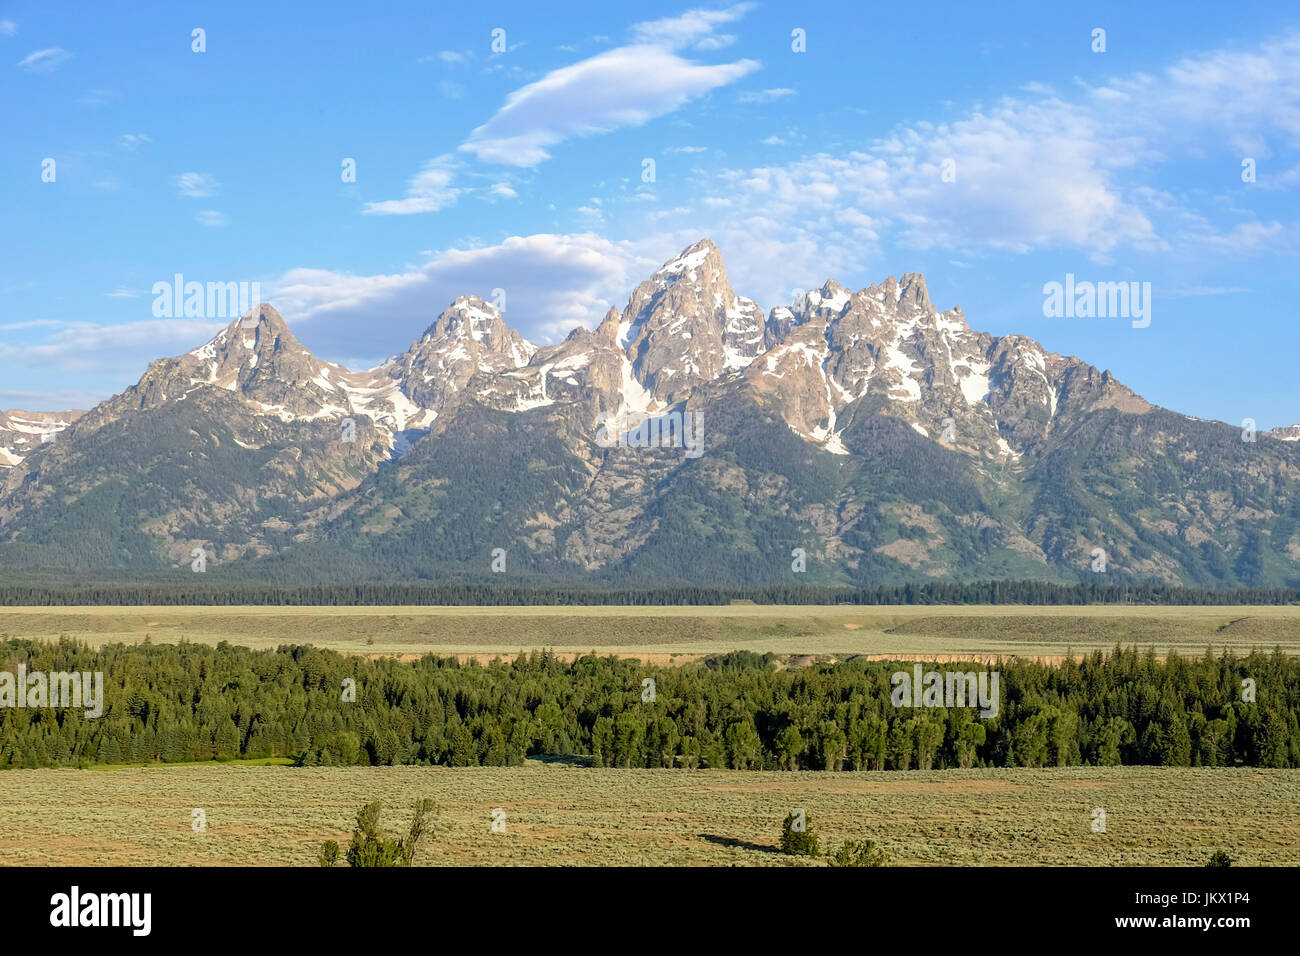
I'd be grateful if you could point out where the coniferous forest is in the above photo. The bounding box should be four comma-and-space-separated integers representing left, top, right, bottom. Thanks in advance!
1, 638, 1296, 771
2, 580, 1298, 607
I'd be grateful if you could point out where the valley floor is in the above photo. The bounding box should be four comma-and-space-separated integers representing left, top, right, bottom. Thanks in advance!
1, 764, 1296, 866
2, 604, 1299, 659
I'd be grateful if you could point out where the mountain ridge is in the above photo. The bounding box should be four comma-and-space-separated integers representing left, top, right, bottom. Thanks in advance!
3, 238, 1298, 588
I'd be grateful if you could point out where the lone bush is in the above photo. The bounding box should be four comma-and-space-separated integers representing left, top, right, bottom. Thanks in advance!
829, 839, 888, 867
779, 810, 820, 857
319, 799, 438, 867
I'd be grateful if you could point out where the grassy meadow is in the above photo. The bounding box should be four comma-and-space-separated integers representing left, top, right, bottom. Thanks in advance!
0, 762, 1295, 866
1, 603, 1298, 660
3, 603, 1297, 866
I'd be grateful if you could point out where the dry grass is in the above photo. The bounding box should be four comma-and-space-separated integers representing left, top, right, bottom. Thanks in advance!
1, 763, 1296, 866
2, 604, 1299, 659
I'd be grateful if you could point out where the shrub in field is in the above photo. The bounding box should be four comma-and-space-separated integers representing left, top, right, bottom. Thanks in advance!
828, 839, 888, 867
1206, 849, 1235, 867
779, 811, 819, 857
320, 799, 438, 867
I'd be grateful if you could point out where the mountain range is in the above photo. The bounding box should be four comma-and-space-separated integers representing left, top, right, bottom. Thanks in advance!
3, 239, 1299, 588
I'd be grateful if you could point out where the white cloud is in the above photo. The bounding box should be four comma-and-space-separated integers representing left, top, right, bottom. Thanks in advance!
195, 210, 229, 228
871, 98, 1161, 254
1194, 220, 1288, 253
267, 233, 661, 358
362, 157, 461, 215
0, 319, 61, 332
0, 20, 16, 37
118, 133, 151, 150
2, 319, 227, 378
175, 172, 220, 198
489, 182, 518, 199
630, 4, 754, 51
17, 47, 71, 73
606, 32, 1300, 310
461, 45, 758, 166
1089, 32, 1300, 154
738, 87, 795, 103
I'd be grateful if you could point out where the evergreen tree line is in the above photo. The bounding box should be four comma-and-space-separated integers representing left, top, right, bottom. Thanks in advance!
1, 639, 1297, 771
1, 579, 1297, 607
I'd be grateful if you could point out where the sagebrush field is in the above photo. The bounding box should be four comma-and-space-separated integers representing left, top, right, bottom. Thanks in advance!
3, 604, 1297, 866
0, 763, 1295, 866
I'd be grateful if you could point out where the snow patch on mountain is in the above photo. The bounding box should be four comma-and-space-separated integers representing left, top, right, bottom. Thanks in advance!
0, 410, 82, 469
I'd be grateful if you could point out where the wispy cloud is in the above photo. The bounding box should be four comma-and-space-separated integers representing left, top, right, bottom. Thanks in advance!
2, 320, 228, 380
17, 47, 72, 73
655, 28, 1300, 294
174, 172, 220, 198
195, 210, 229, 228
0, 20, 16, 37
0, 319, 62, 332
461, 46, 757, 166
738, 87, 795, 103
630, 3, 754, 51
460, 6, 759, 167
118, 133, 151, 150
79, 88, 117, 106
362, 157, 462, 215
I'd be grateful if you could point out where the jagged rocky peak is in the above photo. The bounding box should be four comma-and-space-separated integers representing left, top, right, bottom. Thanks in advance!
618, 238, 766, 404
387, 294, 536, 410
417, 294, 536, 365
241, 302, 292, 332
595, 306, 621, 345
184, 303, 323, 392
769, 273, 958, 347
424, 295, 499, 344
191, 304, 301, 358
850, 273, 930, 311
895, 273, 933, 312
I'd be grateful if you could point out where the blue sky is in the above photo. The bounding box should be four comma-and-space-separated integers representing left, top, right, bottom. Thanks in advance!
2, 0, 1299, 427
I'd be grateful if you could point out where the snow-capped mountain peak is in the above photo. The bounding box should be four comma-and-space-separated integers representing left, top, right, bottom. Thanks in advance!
5, 241, 1157, 482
